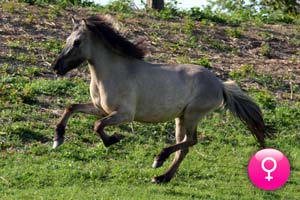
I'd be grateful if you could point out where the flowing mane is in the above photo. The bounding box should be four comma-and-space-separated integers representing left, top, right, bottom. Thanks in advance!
85, 15, 146, 59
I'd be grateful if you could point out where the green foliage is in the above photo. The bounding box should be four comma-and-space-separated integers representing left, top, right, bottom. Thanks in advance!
23, 79, 76, 97
0, 74, 29, 104
182, 17, 195, 35
6, 53, 37, 64
106, 0, 133, 13
257, 9, 296, 23
229, 64, 256, 79
208, 0, 299, 24
6, 40, 22, 49
225, 27, 243, 38
2, 1, 18, 13
41, 39, 63, 54
254, 89, 277, 110
186, 6, 228, 24
209, 0, 249, 11
209, 39, 233, 51
19, 0, 95, 7
17, 0, 300, 24
1, 83, 300, 199
259, 43, 272, 57
155, 1, 181, 20
192, 57, 211, 68
260, 0, 300, 15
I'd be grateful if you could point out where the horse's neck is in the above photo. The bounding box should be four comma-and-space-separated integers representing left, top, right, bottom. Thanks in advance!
88, 47, 131, 83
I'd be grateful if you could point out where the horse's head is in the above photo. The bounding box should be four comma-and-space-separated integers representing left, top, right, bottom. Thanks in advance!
53, 15, 146, 76
52, 17, 92, 76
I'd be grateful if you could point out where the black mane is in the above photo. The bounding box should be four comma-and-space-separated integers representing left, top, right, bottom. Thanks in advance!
86, 16, 146, 59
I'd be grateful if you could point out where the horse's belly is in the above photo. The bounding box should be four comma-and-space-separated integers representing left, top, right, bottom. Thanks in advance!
134, 81, 188, 123
134, 102, 185, 123
134, 113, 180, 123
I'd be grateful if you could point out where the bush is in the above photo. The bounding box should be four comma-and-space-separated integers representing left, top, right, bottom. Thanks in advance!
106, 0, 133, 13
187, 6, 228, 24
208, 0, 298, 24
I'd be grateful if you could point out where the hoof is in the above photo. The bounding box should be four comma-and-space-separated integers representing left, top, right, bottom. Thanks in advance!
53, 138, 64, 149
152, 160, 164, 168
151, 175, 171, 184
112, 133, 125, 141
104, 133, 124, 147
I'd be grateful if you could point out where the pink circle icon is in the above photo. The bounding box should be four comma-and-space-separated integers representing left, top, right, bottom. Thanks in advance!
248, 148, 290, 190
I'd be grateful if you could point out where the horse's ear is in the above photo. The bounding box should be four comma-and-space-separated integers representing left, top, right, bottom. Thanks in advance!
81, 19, 88, 29
71, 16, 78, 27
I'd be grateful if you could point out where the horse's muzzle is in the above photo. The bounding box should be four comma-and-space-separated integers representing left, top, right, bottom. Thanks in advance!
52, 59, 67, 76
52, 55, 85, 76
53, 67, 67, 76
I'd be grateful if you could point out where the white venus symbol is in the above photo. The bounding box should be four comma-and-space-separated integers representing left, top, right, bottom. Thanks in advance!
261, 157, 277, 181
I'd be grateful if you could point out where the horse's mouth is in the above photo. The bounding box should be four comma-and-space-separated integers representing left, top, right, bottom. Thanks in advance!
54, 68, 67, 76
53, 59, 85, 76
52, 61, 67, 76
53, 64, 71, 76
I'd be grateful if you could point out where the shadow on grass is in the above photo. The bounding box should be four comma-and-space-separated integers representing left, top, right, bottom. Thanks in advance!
152, 188, 206, 199
12, 127, 50, 143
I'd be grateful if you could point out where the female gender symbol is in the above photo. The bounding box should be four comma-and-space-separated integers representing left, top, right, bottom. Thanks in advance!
261, 157, 277, 181
248, 148, 290, 190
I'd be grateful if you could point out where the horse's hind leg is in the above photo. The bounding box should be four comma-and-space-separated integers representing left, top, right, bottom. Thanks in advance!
152, 117, 190, 183
53, 103, 105, 149
152, 114, 199, 183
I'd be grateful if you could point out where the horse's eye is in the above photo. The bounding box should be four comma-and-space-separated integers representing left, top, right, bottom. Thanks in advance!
73, 40, 81, 47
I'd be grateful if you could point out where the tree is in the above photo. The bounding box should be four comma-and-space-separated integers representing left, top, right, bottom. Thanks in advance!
147, 0, 164, 11
260, 0, 300, 15
209, 0, 300, 15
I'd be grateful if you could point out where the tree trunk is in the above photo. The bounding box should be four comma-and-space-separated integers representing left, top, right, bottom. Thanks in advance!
147, 0, 164, 11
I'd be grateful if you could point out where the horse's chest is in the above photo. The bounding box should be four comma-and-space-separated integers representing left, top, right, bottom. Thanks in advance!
90, 81, 122, 114
90, 83, 101, 107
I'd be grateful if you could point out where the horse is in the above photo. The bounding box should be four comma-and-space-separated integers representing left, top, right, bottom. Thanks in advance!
52, 15, 271, 183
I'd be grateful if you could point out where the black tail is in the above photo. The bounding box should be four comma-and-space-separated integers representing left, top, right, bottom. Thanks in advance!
222, 81, 274, 147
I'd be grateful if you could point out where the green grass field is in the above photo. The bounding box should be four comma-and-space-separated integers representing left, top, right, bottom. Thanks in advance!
1, 2, 300, 199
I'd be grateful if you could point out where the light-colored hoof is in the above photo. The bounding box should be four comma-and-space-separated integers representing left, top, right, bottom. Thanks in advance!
152, 160, 163, 169
52, 138, 64, 149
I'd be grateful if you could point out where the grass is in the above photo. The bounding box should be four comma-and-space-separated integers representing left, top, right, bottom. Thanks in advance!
209, 39, 233, 52
1, 63, 300, 199
259, 44, 272, 58
192, 57, 211, 68
225, 27, 243, 38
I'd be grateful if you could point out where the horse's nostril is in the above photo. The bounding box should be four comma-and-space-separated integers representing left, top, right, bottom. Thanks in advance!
52, 63, 58, 70
52, 63, 60, 74
52, 57, 63, 71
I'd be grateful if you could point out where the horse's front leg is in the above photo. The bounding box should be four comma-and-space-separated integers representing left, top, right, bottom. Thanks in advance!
53, 103, 105, 149
94, 111, 133, 147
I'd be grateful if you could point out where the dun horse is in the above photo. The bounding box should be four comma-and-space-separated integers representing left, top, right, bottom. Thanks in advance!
52, 15, 271, 183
